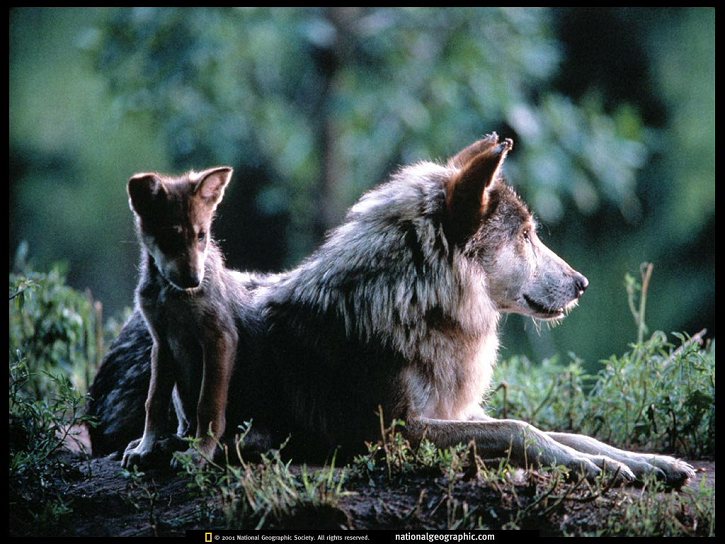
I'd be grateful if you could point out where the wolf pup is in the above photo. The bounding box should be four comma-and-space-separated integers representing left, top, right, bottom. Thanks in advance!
92, 135, 694, 487
121, 167, 240, 469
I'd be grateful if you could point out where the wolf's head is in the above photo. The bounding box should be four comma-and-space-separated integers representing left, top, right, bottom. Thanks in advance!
127, 167, 232, 290
445, 134, 588, 321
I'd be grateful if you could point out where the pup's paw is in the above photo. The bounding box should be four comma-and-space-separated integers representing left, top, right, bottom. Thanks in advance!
121, 438, 157, 470
170, 437, 220, 471
121, 435, 184, 470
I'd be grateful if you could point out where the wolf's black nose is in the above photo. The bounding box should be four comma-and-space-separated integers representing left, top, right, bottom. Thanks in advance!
574, 273, 589, 297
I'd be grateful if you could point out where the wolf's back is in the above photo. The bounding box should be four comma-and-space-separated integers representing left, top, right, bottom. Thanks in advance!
87, 310, 156, 455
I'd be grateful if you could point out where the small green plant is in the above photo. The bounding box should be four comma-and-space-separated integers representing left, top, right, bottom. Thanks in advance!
8, 255, 104, 536
584, 330, 714, 457
592, 473, 715, 537
351, 411, 471, 484
121, 466, 161, 536
10, 257, 103, 395
488, 354, 594, 433
491, 263, 714, 458
9, 356, 94, 471
176, 423, 351, 529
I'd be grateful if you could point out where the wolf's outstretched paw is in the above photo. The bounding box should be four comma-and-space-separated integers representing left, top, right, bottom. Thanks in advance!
643, 455, 696, 488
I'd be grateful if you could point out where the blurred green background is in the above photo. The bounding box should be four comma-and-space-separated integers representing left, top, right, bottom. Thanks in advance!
9, 7, 714, 369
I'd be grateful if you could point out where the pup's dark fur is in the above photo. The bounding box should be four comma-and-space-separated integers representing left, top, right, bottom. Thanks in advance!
121, 168, 250, 468
89, 135, 694, 486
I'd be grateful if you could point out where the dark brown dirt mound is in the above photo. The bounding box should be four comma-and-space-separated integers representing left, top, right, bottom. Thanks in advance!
9, 450, 714, 537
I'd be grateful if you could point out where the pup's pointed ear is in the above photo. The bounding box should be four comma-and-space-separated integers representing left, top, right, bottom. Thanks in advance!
447, 132, 501, 168
194, 167, 233, 210
445, 138, 513, 244
127, 173, 166, 217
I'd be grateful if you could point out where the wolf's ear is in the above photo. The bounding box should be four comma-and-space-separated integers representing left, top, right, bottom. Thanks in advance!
445, 137, 513, 244
447, 132, 501, 168
194, 167, 233, 210
127, 173, 166, 217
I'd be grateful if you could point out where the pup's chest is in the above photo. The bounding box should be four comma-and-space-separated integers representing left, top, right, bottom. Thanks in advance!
145, 287, 196, 322
141, 287, 209, 352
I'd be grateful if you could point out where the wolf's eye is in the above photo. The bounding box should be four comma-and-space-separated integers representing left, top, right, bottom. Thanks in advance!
197, 231, 206, 242
522, 229, 530, 242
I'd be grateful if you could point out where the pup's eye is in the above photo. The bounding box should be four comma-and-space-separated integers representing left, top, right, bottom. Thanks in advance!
197, 231, 206, 242
522, 229, 530, 241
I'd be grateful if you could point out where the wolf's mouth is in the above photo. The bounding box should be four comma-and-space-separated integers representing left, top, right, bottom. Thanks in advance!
523, 294, 564, 318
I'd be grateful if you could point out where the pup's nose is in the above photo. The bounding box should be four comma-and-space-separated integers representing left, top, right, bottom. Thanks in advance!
176, 269, 201, 289
185, 271, 201, 288
574, 273, 589, 297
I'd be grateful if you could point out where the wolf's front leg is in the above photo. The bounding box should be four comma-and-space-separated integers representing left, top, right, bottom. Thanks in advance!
171, 330, 237, 469
547, 432, 695, 488
408, 417, 635, 484
122, 342, 175, 469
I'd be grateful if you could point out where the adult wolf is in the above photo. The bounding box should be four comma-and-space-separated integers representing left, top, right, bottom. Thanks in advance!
88, 133, 694, 486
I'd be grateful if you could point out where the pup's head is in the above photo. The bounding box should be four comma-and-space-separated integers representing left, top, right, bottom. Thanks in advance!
445, 134, 588, 320
127, 167, 232, 290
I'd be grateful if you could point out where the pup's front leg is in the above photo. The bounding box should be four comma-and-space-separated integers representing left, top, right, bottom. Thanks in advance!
172, 330, 236, 468
122, 342, 175, 469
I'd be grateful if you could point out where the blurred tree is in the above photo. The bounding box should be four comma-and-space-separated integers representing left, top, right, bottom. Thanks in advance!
10, 7, 713, 367
85, 7, 647, 258
543, 7, 715, 362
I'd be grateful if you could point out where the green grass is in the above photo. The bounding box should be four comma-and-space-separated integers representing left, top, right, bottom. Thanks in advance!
172, 426, 351, 529
592, 473, 715, 537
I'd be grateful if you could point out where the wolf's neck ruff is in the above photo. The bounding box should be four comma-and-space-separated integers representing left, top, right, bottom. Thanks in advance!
272, 160, 500, 359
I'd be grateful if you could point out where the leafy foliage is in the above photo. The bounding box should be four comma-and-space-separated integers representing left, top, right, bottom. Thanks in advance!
490, 266, 715, 458
10, 8, 713, 369
9, 260, 99, 534
10, 261, 101, 395
86, 8, 647, 243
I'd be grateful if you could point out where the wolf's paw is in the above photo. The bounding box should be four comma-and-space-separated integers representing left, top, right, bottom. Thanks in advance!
640, 454, 696, 488
612, 453, 695, 488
